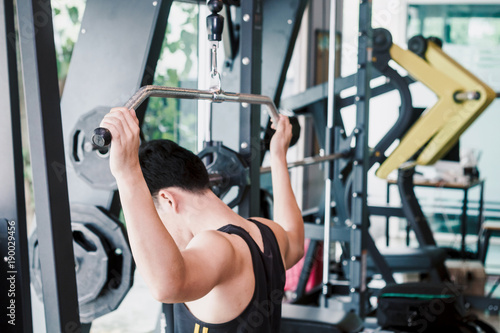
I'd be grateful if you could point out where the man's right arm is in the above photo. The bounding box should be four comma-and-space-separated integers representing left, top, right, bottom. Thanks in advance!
269, 115, 304, 269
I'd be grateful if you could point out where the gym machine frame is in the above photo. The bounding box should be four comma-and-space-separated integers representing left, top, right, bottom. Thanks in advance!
5, 0, 474, 331
7, 0, 311, 331
0, 1, 33, 332
15, 0, 82, 331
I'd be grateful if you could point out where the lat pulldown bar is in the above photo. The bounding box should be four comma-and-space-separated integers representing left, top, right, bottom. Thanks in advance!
92, 85, 280, 148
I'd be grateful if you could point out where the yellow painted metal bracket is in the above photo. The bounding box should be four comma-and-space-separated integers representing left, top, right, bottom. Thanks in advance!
376, 41, 495, 179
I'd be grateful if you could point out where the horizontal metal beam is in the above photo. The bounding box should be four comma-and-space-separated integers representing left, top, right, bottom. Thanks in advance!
368, 205, 405, 218
304, 223, 350, 242
260, 152, 345, 173
281, 72, 416, 113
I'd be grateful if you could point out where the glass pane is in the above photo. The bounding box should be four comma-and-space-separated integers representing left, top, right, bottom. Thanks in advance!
408, 5, 500, 47
406, 4, 500, 255
142, 3, 199, 152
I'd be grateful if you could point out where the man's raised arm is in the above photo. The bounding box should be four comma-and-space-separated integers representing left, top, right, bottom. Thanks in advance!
269, 115, 305, 269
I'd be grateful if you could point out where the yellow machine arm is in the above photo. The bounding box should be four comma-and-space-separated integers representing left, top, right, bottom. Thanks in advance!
376, 39, 496, 179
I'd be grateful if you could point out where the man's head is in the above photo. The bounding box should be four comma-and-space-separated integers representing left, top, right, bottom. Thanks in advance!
139, 140, 209, 202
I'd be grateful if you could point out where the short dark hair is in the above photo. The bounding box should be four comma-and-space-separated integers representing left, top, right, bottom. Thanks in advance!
139, 140, 209, 196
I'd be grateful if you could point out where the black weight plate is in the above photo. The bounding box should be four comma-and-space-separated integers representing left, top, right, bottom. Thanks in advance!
29, 222, 110, 308
29, 204, 135, 323
69, 107, 117, 190
72, 204, 134, 323
264, 115, 301, 150
198, 142, 249, 208
72, 222, 109, 304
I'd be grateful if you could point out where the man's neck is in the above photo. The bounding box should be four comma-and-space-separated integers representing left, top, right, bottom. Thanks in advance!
187, 191, 237, 230
161, 189, 243, 249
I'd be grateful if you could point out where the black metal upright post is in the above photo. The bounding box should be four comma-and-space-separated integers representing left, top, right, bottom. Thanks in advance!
16, 0, 81, 331
321, 0, 338, 308
239, 0, 263, 217
0, 1, 33, 331
348, 0, 372, 317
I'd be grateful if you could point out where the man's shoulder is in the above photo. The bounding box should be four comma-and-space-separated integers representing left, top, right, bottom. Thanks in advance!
186, 229, 233, 250
249, 217, 289, 262
249, 217, 287, 239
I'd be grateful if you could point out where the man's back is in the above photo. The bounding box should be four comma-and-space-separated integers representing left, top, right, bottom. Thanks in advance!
172, 218, 286, 332
99, 110, 304, 332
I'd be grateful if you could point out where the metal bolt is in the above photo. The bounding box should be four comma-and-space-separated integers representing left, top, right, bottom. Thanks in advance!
241, 142, 248, 149
353, 128, 360, 134
243, 14, 251, 22
352, 192, 358, 198
338, 174, 343, 180
345, 219, 352, 226
115, 248, 123, 255
84, 142, 93, 152
287, 19, 293, 24
351, 256, 356, 261
353, 160, 359, 166
350, 288, 355, 293
242, 57, 250, 65
343, 261, 348, 266
152, 1, 158, 6
340, 129, 345, 134
241, 102, 249, 108
81, 28, 86, 34
3, 257, 7, 262
355, 96, 360, 102
352, 224, 357, 229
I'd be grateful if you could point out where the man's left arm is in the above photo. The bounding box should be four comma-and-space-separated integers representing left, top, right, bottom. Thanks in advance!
100, 107, 236, 302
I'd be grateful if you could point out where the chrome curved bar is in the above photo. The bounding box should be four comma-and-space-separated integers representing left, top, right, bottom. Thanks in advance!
124, 85, 280, 124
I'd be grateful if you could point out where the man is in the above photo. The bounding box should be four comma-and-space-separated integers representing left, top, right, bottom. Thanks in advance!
100, 107, 304, 332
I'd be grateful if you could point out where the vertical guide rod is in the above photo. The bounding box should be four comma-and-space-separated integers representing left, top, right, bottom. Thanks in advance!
321, 0, 339, 308
16, 0, 80, 330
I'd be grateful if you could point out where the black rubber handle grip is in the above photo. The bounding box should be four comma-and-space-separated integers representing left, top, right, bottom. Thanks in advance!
92, 127, 112, 148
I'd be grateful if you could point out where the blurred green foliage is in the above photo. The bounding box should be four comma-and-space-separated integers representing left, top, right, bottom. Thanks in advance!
142, 3, 199, 152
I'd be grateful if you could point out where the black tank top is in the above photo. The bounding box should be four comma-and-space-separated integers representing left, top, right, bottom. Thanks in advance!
170, 219, 286, 333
